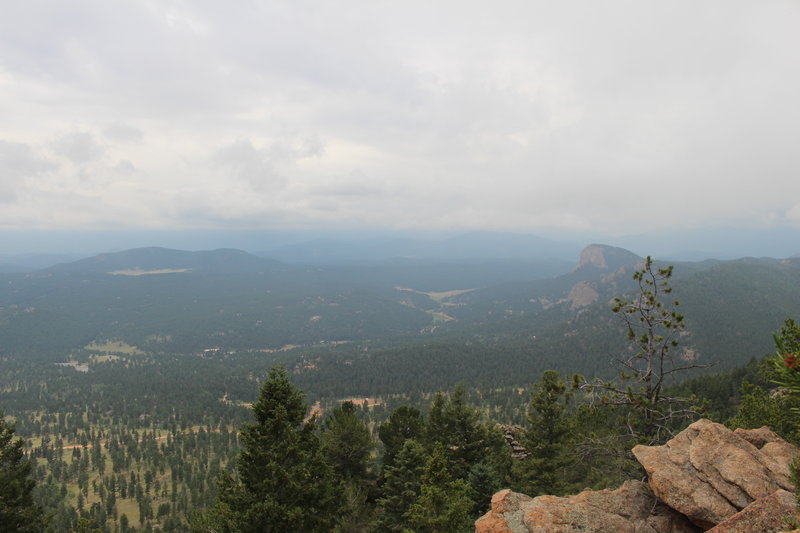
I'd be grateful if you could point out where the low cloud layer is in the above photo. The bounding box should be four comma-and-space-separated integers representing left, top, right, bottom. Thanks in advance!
0, 1, 798, 234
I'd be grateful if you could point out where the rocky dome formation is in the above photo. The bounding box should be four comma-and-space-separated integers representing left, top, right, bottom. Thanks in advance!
476, 419, 799, 533
573, 244, 642, 273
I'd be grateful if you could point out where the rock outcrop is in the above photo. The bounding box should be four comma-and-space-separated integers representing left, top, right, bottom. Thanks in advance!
572, 244, 642, 273
632, 419, 795, 529
566, 281, 599, 309
576, 245, 610, 269
477, 420, 799, 533
476, 481, 697, 533
735, 426, 799, 467
475, 490, 533, 533
706, 489, 796, 533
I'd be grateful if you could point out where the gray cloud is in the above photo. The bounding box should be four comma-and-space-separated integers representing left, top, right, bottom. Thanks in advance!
112, 160, 137, 174
212, 136, 325, 193
52, 132, 103, 164
313, 170, 385, 198
104, 123, 144, 143
212, 139, 283, 193
0, 140, 57, 203
0, 1, 797, 233
0, 140, 57, 176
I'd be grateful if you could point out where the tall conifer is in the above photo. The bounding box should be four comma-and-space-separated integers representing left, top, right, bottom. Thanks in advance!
196, 367, 340, 532
0, 411, 45, 533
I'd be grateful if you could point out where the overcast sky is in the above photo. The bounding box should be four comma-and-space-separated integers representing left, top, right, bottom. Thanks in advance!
1, 1, 799, 237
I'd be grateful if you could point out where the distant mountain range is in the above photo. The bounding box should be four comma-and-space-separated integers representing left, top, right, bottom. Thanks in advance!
260, 232, 582, 264
0, 232, 581, 272
0, 264, 34, 274
1, 243, 799, 391
3, 226, 800, 270
46, 247, 283, 274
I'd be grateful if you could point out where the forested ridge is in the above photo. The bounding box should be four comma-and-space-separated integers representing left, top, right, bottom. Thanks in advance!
2, 248, 800, 531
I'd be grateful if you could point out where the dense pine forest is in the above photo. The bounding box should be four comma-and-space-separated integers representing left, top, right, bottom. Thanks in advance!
4, 325, 797, 532
3, 248, 800, 531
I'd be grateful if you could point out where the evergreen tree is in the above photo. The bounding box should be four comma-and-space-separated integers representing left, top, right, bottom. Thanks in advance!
0, 410, 45, 533
726, 382, 799, 442
320, 401, 375, 533
196, 366, 341, 532
406, 443, 474, 533
467, 461, 503, 516
378, 405, 424, 469
731, 318, 800, 443
374, 439, 427, 533
321, 401, 374, 482
425, 393, 448, 447
514, 370, 575, 496
424, 386, 507, 481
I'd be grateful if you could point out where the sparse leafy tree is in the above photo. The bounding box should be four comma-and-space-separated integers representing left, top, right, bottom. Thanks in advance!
581, 257, 705, 445
71, 517, 102, 533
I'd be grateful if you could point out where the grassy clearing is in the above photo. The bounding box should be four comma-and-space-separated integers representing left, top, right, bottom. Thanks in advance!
85, 340, 144, 355
259, 344, 302, 352
424, 288, 475, 302
339, 397, 383, 408
395, 286, 475, 303
89, 354, 122, 363
55, 361, 90, 372
108, 268, 190, 276
428, 310, 456, 323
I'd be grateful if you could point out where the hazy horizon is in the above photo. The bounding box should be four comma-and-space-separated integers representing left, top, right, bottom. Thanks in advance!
1, 226, 798, 266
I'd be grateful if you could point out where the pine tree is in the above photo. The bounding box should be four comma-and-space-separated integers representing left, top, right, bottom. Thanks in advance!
321, 401, 375, 532
731, 318, 800, 442
0, 411, 45, 533
406, 443, 474, 533
321, 401, 374, 481
195, 367, 341, 532
425, 386, 507, 481
467, 461, 503, 516
374, 439, 427, 533
726, 382, 799, 442
514, 370, 575, 496
378, 405, 424, 469
581, 257, 705, 445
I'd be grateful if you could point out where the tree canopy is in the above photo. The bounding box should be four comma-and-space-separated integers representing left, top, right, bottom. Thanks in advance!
199, 366, 341, 533
0, 411, 45, 532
